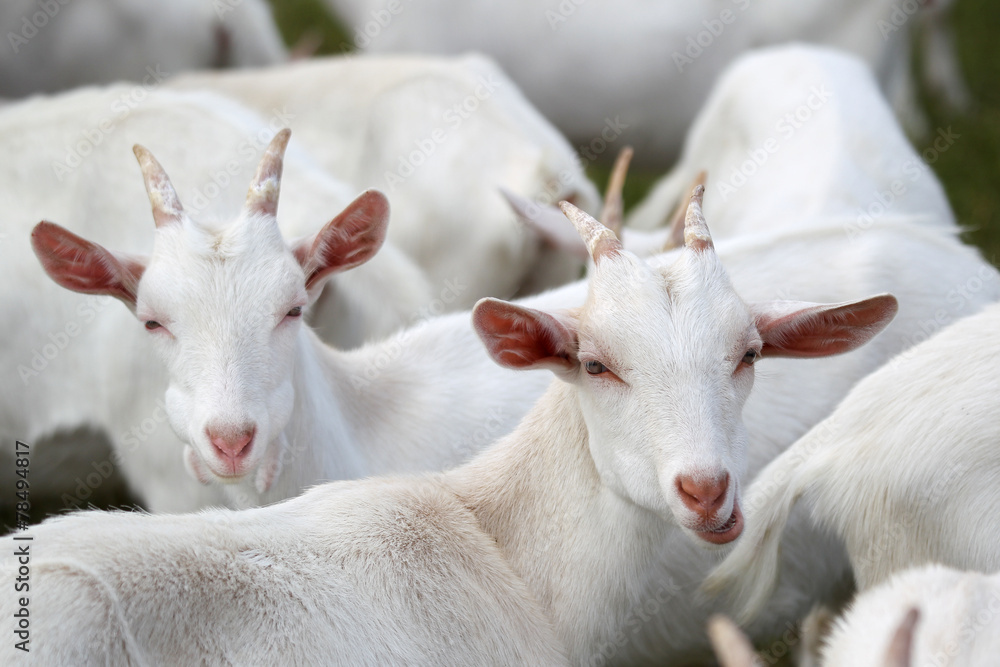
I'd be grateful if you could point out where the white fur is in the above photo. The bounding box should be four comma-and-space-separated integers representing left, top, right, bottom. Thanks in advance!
168, 53, 602, 305
0, 0, 286, 97
822, 565, 1000, 667
0, 222, 861, 664
628, 45, 956, 237
0, 86, 431, 512
517, 46, 960, 266
320, 1, 967, 165
7, 206, 997, 663
705, 301, 1000, 622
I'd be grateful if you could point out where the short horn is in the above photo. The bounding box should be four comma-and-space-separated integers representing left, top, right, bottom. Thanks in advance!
706, 615, 757, 667
246, 128, 292, 218
132, 145, 184, 228
663, 170, 707, 251
558, 200, 622, 263
684, 184, 714, 252
601, 146, 633, 236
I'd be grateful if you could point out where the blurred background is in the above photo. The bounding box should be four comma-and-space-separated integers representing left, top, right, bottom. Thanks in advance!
2, 0, 996, 260
267, 0, 999, 266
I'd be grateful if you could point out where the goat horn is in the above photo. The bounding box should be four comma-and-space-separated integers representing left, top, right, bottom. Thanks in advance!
664, 170, 707, 251
601, 146, 633, 236
132, 145, 184, 228
684, 184, 714, 252
245, 128, 292, 218
559, 200, 623, 263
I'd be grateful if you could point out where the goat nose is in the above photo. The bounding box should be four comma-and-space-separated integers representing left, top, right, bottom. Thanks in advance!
206, 425, 255, 462
676, 473, 729, 519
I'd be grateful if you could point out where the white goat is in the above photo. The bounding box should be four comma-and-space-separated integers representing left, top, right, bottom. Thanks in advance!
821, 564, 1000, 667
502, 147, 695, 263
1, 198, 897, 665
321, 0, 969, 166
31, 177, 1000, 662
0, 0, 286, 98
705, 301, 1000, 622
24, 128, 565, 511
25, 104, 998, 539
0, 87, 430, 513
514, 46, 959, 264
168, 53, 602, 304
627, 45, 957, 238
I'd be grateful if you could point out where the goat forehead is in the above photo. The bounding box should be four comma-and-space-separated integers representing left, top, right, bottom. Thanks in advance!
141, 221, 304, 313
585, 260, 753, 359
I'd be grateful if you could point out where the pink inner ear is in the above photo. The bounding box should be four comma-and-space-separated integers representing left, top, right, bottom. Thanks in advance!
31, 221, 146, 305
756, 294, 898, 359
294, 190, 389, 291
473, 298, 578, 371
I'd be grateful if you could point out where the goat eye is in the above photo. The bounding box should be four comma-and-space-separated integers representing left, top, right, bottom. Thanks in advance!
144, 321, 161, 331
742, 349, 760, 366
585, 360, 607, 375
286, 306, 303, 318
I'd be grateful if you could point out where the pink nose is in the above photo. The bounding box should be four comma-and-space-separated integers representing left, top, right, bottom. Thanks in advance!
676, 473, 729, 520
206, 425, 255, 465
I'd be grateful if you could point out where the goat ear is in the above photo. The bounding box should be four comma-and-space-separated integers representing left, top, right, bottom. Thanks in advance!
884, 607, 919, 667
752, 294, 898, 359
473, 298, 578, 375
500, 188, 589, 260
31, 221, 146, 309
292, 189, 389, 295
706, 615, 758, 667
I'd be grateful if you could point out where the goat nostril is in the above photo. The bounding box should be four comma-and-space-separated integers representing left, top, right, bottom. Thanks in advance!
206, 426, 256, 461
676, 474, 729, 514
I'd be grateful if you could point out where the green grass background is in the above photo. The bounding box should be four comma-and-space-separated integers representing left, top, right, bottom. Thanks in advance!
923, 0, 1000, 266
266, 0, 999, 267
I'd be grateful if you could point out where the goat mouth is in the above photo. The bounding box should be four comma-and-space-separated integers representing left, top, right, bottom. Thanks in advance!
207, 458, 252, 482
693, 502, 743, 545
211, 469, 250, 483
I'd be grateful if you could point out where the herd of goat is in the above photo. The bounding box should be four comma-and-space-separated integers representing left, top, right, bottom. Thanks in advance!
1, 1, 997, 665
